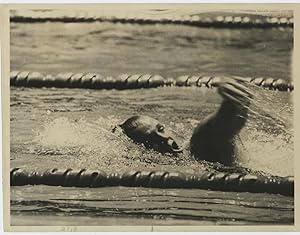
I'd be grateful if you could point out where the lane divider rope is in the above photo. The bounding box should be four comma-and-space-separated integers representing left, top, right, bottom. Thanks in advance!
10, 14, 293, 29
10, 71, 294, 92
10, 168, 294, 196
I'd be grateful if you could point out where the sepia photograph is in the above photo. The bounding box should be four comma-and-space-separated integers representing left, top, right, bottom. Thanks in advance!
4, 4, 296, 231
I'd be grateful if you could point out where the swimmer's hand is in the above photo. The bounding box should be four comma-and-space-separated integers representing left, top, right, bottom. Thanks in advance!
210, 76, 254, 107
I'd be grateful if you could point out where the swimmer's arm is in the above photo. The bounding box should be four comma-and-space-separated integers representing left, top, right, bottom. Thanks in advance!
190, 77, 253, 162
209, 76, 253, 139
193, 77, 252, 141
192, 99, 247, 143
213, 99, 248, 139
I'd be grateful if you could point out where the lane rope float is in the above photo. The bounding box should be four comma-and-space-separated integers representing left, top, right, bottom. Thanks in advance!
10, 12, 293, 29
10, 168, 294, 196
10, 71, 294, 92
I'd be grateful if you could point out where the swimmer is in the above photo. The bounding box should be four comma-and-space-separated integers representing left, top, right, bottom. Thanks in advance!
115, 76, 254, 165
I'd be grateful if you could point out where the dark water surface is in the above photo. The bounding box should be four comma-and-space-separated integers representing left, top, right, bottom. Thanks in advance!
10, 11, 294, 225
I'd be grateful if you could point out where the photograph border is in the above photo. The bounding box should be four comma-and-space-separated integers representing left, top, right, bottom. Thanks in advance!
1, 3, 299, 232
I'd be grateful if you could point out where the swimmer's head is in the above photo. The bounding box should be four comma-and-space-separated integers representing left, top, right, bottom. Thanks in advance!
118, 115, 182, 154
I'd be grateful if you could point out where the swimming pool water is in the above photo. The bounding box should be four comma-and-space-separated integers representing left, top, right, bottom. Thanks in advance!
10, 9, 294, 225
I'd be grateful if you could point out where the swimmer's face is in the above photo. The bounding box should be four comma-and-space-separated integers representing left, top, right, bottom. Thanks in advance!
119, 115, 182, 154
